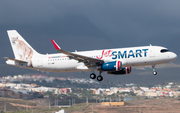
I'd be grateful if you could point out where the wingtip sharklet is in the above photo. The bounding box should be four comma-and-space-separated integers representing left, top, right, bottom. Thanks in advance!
51, 39, 61, 50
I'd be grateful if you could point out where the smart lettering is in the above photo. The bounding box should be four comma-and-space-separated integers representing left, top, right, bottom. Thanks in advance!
112, 49, 148, 59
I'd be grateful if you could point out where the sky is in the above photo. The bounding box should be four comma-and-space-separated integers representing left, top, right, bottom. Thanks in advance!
0, 1, 180, 84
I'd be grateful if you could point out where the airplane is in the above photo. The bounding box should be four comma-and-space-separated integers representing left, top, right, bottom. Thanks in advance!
5, 30, 177, 81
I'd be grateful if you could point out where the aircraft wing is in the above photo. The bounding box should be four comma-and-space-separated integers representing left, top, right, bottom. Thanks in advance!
4, 57, 28, 63
51, 39, 104, 67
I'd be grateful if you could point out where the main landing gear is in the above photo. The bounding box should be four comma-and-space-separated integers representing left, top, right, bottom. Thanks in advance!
90, 73, 96, 79
152, 65, 157, 75
97, 74, 103, 81
90, 72, 103, 81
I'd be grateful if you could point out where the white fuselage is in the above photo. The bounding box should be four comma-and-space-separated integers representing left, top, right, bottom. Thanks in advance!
22, 45, 176, 72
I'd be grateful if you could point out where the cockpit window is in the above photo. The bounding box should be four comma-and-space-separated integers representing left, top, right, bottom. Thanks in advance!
160, 49, 170, 53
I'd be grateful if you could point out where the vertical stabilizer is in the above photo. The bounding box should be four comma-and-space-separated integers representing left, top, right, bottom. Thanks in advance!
7, 30, 39, 67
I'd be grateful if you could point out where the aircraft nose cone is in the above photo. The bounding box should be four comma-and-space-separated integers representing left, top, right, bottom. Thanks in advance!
170, 52, 177, 61
173, 53, 177, 59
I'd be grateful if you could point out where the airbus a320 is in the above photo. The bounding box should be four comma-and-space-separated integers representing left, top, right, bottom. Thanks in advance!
5, 30, 177, 81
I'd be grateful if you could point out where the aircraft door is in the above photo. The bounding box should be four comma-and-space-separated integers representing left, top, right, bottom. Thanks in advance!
149, 47, 155, 58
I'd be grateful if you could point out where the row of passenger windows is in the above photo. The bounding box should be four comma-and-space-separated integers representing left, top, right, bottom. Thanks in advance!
48, 55, 102, 61
48, 58, 69, 61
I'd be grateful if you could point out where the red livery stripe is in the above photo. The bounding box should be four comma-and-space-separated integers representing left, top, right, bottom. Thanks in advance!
126, 67, 130, 74
116, 61, 121, 71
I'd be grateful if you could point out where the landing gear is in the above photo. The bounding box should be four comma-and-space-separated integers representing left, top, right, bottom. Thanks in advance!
89, 71, 103, 81
153, 71, 157, 75
90, 73, 96, 79
97, 75, 103, 81
97, 71, 103, 81
152, 65, 157, 75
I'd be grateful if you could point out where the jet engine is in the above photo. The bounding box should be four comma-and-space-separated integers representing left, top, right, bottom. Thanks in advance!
101, 61, 122, 71
107, 67, 131, 75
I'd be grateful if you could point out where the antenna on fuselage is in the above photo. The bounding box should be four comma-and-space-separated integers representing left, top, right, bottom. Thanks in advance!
149, 44, 152, 46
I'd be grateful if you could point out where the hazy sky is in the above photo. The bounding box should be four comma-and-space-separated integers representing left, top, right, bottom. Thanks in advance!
0, 1, 180, 78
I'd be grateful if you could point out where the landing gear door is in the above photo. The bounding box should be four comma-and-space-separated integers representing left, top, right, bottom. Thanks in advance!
149, 47, 155, 58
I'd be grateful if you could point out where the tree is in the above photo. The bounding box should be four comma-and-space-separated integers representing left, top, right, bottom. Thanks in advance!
44, 91, 53, 97
33, 92, 44, 98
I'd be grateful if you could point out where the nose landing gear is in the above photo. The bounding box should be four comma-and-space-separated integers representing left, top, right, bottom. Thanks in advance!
152, 65, 157, 75
153, 71, 157, 75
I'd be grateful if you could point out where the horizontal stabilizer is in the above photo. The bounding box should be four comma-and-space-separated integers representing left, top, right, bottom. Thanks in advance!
4, 57, 28, 63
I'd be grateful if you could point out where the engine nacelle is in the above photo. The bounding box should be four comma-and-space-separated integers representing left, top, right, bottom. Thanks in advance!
101, 61, 122, 71
107, 67, 131, 75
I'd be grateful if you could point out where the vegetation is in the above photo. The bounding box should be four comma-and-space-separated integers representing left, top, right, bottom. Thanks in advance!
21, 79, 101, 88
0, 97, 36, 112
0, 97, 97, 113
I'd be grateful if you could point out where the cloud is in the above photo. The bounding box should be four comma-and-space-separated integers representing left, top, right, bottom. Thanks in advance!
1, 0, 180, 52
1, 0, 180, 76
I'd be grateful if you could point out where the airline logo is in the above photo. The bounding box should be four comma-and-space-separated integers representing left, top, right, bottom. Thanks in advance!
97, 49, 149, 59
48, 55, 66, 59
96, 50, 113, 59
